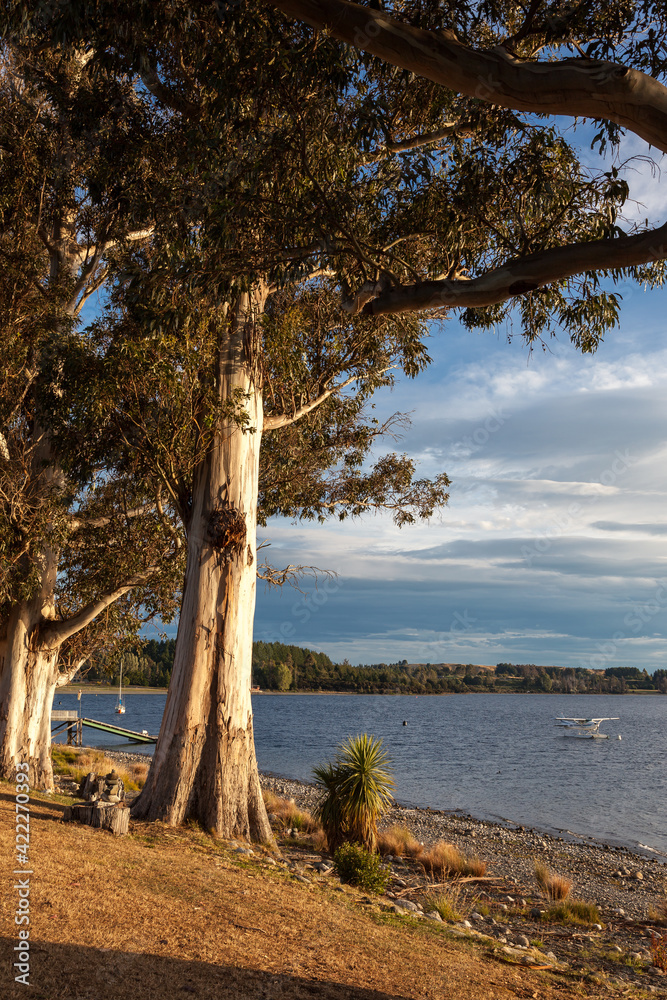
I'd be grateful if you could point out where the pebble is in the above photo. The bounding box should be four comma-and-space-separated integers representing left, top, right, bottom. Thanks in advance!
393, 898, 419, 913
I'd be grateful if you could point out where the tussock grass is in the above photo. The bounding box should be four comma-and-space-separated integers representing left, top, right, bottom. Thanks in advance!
310, 827, 329, 852
422, 840, 486, 878
534, 860, 572, 901
648, 894, 667, 925
542, 900, 601, 925
51, 746, 146, 792
377, 824, 423, 859
423, 884, 466, 922
262, 789, 320, 834
651, 930, 667, 972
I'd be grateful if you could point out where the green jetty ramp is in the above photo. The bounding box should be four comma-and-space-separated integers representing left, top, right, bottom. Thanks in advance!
79, 718, 157, 744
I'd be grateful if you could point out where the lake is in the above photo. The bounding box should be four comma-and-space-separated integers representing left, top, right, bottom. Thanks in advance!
52, 690, 667, 856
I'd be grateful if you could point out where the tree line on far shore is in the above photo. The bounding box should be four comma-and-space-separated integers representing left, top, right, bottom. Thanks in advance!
83, 642, 667, 694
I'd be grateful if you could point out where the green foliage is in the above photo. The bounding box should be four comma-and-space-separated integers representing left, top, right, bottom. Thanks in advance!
332, 841, 390, 894
542, 901, 601, 925
424, 887, 463, 923
314, 734, 394, 852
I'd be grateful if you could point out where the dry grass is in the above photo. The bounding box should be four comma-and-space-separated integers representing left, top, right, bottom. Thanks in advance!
423, 883, 467, 923
648, 894, 667, 925
542, 900, 601, 925
262, 788, 320, 834
534, 860, 572, 901
0, 785, 580, 1000
51, 747, 147, 792
421, 840, 486, 879
377, 823, 423, 859
651, 931, 667, 972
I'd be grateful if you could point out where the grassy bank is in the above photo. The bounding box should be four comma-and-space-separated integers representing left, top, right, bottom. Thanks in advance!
2, 779, 660, 1000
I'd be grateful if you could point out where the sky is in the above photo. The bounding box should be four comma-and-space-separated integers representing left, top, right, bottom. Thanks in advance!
254, 136, 667, 672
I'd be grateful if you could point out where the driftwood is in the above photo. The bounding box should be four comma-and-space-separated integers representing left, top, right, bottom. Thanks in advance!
77, 772, 106, 800
63, 802, 130, 836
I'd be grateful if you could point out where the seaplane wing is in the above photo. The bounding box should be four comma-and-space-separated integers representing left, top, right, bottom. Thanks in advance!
555, 717, 619, 725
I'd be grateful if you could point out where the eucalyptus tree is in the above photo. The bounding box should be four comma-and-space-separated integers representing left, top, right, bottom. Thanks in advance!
63, 272, 448, 840
0, 44, 183, 790
266, 0, 667, 328
9, 0, 635, 836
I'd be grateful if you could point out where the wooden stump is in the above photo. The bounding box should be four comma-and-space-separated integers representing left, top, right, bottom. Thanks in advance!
63, 802, 130, 836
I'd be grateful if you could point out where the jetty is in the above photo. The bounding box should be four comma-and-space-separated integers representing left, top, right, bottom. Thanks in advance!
51, 710, 157, 746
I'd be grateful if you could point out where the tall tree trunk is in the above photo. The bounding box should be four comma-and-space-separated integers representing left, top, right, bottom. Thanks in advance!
132, 290, 272, 842
0, 545, 61, 791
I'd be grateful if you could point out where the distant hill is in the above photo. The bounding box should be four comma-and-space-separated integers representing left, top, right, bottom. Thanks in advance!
77, 643, 667, 694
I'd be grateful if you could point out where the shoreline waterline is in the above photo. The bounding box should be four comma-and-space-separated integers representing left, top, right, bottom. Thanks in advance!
53, 692, 667, 857
74, 744, 666, 863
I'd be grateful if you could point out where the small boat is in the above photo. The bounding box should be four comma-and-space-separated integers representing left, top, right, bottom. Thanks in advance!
115, 662, 126, 715
555, 716, 618, 739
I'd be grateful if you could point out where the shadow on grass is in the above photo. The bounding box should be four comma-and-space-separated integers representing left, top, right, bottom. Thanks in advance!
0, 789, 68, 820
0, 937, 406, 1000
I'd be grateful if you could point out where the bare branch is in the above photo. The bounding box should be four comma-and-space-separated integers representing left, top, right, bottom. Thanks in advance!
382, 122, 474, 153
140, 65, 200, 118
257, 562, 337, 591
56, 658, 88, 687
67, 504, 154, 532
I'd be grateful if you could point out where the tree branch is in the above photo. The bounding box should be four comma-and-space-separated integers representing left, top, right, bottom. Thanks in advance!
40, 565, 161, 649
265, 0, 667, 153
67, 504, 154, 532
263, 374, 359, 430
382, 122, 474, 153
257, 562, 336, 590
352, 221, 667, 316
56, 658, 88, 687
140, 65, 200, 118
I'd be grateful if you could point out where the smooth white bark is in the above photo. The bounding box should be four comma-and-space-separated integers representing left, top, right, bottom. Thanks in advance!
132, 289, 273, 841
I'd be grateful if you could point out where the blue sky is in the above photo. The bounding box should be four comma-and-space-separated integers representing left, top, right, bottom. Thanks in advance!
255, 138, 667, 671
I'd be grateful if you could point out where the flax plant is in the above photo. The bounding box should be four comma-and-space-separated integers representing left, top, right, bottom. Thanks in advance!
314, 734, 394, 852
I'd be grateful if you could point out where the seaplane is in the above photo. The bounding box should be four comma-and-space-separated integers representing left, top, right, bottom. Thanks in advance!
555, 717, 619, 739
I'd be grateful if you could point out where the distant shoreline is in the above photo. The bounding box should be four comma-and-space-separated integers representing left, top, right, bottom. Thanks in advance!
59, 684, 664, 697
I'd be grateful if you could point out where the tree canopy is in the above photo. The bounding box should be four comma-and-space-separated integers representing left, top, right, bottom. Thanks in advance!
264, 0, 667, 337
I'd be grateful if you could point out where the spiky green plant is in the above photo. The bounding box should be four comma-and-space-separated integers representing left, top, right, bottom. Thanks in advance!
312, 761, 348, 852
313, 734, 394, 852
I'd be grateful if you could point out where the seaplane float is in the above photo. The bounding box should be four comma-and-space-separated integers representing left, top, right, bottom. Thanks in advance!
555, 717, 620, 739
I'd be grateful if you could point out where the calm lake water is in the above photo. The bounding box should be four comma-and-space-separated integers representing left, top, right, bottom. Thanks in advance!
52, 691, 667, 856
